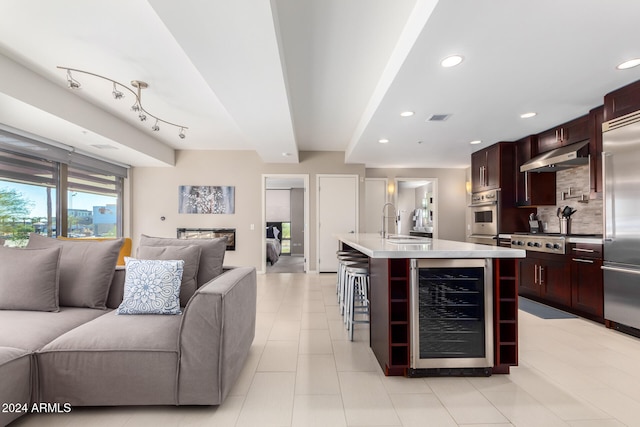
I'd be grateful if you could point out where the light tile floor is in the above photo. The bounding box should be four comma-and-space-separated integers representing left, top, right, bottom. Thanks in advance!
11, 272, 640, 426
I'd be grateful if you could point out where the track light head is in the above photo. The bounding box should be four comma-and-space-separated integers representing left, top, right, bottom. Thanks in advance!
179, 128, 186, 139
131, 103, 140, 112
66, 70, 80, 89
151, 119, 160, 131
138, 112, 147, 122
112, 83, 124, 100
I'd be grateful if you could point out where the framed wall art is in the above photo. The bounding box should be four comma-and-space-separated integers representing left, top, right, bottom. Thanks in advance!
178, 185, 235, 214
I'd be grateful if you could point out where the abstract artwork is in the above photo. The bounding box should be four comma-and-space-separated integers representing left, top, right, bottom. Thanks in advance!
178, 186, 235, 214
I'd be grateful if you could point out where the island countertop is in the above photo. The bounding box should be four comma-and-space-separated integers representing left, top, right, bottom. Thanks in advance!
336, 233, 526, 259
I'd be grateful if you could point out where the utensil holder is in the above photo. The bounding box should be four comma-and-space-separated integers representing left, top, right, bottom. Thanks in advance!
559, 217, 571, 235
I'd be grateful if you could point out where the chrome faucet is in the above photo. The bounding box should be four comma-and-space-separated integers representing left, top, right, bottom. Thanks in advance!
381, 203, 397, 238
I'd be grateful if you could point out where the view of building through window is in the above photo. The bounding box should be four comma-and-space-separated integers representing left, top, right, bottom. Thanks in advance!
1, 180, 117, 246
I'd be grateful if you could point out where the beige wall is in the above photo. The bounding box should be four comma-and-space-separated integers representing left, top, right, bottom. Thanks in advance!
366, 168, 468, 242
129, 151, 468, 270
130, 150, 365, 271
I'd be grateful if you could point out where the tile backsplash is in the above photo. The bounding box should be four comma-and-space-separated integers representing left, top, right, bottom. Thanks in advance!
536, 165, 603, 234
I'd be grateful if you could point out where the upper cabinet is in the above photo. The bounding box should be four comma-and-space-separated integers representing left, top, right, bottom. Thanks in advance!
515, 136, 556, 206
471, 143, 502, 193
604, 79, 640, 122
536, 114, 590, 153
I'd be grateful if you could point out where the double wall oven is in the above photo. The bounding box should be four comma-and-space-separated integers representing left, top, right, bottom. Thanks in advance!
468, 189, 499, 246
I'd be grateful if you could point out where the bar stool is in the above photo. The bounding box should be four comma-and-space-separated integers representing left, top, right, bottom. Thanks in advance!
344, 264, 370, 341
336, 251, 368, 315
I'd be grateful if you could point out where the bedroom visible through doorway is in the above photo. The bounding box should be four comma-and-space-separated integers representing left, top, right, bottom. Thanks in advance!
263, 175, 308, 274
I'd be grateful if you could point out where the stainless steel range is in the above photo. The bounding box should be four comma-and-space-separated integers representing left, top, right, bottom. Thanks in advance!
510, 233, 566, 254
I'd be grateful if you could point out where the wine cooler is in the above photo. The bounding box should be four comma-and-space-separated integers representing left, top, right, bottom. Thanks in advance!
409, 259, 493, 374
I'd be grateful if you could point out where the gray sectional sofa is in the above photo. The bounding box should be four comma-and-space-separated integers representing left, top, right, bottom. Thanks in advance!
0, 234, 256, 427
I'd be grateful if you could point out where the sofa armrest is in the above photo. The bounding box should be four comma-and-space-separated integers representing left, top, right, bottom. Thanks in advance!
177, 266, 256, 405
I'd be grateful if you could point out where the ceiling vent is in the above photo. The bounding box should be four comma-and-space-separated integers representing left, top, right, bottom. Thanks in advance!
426, 114, 451, 122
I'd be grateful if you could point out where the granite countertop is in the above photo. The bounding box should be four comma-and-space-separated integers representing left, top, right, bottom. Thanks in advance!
336, 233, 526, 259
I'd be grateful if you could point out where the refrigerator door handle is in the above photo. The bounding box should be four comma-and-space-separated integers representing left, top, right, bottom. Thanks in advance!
601, 265, 640, 276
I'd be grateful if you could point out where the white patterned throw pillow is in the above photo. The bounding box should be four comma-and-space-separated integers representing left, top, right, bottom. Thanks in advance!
117, 257, 184, 315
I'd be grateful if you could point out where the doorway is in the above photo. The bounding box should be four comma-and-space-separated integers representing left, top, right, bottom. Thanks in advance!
262, 174, 309, 274
395, 178, 438, 239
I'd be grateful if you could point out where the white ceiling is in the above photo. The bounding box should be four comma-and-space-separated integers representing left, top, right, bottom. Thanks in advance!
1, 0, 640, 169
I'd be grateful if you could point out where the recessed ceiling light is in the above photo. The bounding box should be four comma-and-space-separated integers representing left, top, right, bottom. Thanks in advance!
400, 111, 414, 117
469, 140, 482, 145
378, 139, 389, 144
616, 58, 640, 70
441, 55, 464, 68
520, 112, 537, 119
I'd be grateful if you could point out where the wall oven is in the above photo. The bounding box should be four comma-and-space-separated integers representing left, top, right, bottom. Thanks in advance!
468, 189, 499, 246
409, 259, 493, 375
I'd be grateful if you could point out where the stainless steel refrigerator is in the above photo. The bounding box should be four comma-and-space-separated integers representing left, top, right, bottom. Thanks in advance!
602, 112, 640, 332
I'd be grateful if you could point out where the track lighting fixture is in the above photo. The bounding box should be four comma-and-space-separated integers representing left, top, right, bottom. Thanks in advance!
57, 66, 188, 138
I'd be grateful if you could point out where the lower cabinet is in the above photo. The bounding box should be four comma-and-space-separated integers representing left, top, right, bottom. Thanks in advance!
518, 244, 604, 322
518, 253, 571, 307
570, 244, 604, 321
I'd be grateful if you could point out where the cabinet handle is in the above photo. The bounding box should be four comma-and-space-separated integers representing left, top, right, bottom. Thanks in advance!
572, 248, 595, 253
573, 258, 594, 264
539, 266, 544, 285
555, 129, 559, 142
524, 171, 529, 201
534, 264, 538, 284
560, 128, 565, 142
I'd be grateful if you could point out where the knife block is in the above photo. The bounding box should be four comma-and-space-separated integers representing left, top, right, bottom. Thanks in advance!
559, 217, 571, 235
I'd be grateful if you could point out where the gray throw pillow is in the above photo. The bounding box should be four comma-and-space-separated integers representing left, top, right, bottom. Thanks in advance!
0, 246, 62, 312
139, 234, 226, 287
26, 233, 124, 309
137, 245, 201, 306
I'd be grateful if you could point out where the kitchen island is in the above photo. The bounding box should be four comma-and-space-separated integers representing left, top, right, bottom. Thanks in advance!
336, 233, 526, 376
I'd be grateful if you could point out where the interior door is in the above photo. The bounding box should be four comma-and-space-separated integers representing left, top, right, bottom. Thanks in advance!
364, 178, 387, 234
317, 175, 358, 272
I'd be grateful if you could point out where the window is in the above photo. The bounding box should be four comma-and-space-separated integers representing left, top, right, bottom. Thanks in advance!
67, 166, 121, 237
0, 130, 126, 247
281, 222, 291, 254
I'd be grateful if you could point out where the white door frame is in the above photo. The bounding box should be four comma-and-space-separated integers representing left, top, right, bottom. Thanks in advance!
316, 174, 359, 273
261, 174, 310, 274
394, 177, 438, 239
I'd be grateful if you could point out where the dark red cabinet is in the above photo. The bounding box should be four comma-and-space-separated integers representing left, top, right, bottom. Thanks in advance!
604, 79, 640, 122
518, 253, 571, 308
471, 144, 500, 193
570, 243, 604, 321
537, 115, 590, 153
515, 136, 556, 206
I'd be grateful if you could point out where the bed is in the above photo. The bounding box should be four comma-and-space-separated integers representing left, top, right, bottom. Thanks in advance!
266, 224, 281, 265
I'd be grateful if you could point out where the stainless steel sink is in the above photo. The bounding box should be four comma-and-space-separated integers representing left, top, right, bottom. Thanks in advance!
385, 235, 430, 244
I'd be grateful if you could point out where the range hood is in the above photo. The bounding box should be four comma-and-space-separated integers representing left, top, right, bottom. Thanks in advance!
520, 139, 590, 173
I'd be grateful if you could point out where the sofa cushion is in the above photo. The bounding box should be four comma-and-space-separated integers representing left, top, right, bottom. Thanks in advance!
0, 347, 31, 427
139, 234, 226, 287
0, 246, 61, 312
137, 245, 201, 306
117, 258, 184, 315
57, 236, 132, 266
37, 310, 181, 405
0, 308, 108, 352
26, 233, 123, 309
